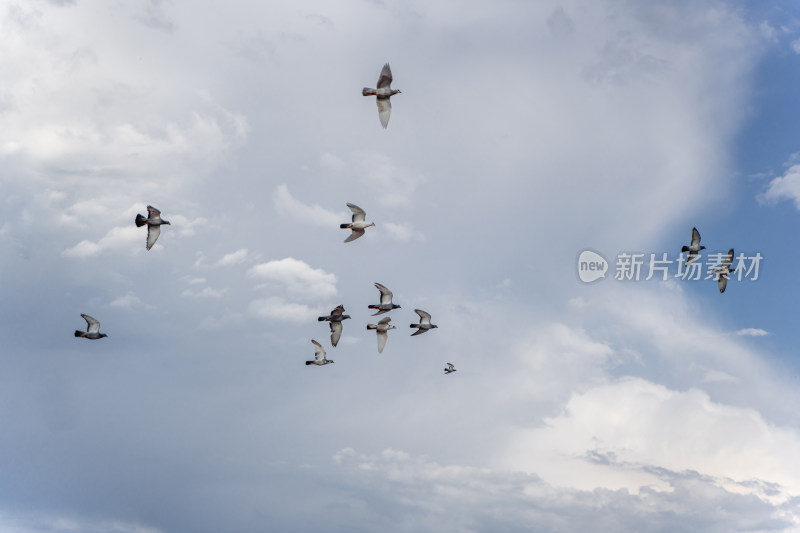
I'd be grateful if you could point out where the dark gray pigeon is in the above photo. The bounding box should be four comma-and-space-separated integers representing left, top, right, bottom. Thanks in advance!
74, 314, 107, 340
410, 309, 438, 336
444, 363, 456, 374
713, 248, 735, 293
135, 205, 171, 250
318, 305, 351, 347
681, 227, 705, 265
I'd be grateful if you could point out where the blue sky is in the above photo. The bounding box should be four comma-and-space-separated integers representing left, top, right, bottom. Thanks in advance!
2, 1, 800, 532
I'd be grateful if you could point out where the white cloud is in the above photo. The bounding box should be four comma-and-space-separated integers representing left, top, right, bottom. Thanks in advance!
382, 222, 415, 242
331, 447, 800, 533
501, 377, 800, 498
62, 225, 142, 258
737, 328, 770, 337
355, 153, 426, 207
109, 291, 154, 310
758, 160, 800, 208
248, 296, 320, 323
248, 257, 337, 300
272, 184, 343, 227
181, 287, 227, 299
216, 248, 248, 266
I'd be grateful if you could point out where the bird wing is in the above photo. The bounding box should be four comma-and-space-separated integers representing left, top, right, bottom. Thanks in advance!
446, 363, 455, 371
146, 206, 163, 223
377, 63, 393, 89
718, 272, 728, 293
375, 283, 393, 304
722, 248, 734, 269
691, 227, 701, 247
376, 98, 391, 129
347, 203, 366, 223
81, 314, 100, 334
312, 339, 326, 362
331, 305, 345, 317
376, 330, 388, 353
330, 321, 343, 347
146, 224, 161, 250
344, 228, 365, 243
378, 317, 392, 325
415, 309, 431, 324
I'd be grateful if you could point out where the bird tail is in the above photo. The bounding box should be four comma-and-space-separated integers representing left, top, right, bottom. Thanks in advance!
366, 324, 376, 330
340, 223, 351, 229
135, 214, 147, 227
680, 246, 690, 253
305, 361, 314, 365
318, 316, 327, 321
362, 88, 376, 96
74, 330, 85, 337
409, 324, 418, 328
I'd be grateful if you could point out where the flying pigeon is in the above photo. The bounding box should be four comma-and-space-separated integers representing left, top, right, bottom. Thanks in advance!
681, 227, 705, 265
366, 317, 396, 354
74, 314, 108, 340
318, 305, 351, 347
410, 309, 438, 336
362, 63, 401, 128
135, 205, 171, 250
369, 282, 401, 316
713, 248, 735, 293
306, 339, 334, 366
444, 363, 456, 374
340, 203, 375, 243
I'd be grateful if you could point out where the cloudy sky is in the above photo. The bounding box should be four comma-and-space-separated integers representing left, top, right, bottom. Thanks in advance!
2, 0, 800, 531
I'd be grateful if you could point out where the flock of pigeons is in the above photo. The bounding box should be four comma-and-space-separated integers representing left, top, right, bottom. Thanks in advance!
681, 227, 735, 293
74, 64, 457, 375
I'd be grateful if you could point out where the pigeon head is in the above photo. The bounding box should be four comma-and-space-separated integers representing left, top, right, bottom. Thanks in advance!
699, 245, 706, 251
342, 315, 352, 320
99, 333, 108, 338
163, 220, 171, 225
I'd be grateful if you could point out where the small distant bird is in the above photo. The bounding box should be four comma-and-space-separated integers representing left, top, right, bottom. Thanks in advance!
318, 305, 351, 347
444, 363, 456, 374
681, 227, 706, 265
713, 248, 735, 293
366, 317, 396, 353
362, 63, 401, 128
410, 309, 438, 336
135, 205, 171, 250
340, 203, 375, 243
369, 282, 401, 316
306, 339, 334, 366
74, 314, 107, 340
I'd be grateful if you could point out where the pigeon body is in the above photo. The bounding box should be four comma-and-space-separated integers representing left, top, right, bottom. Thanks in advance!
74, 314, 107, 340
681, 227, 706, 265
135, 205, 171, 250
366, 317, 396, 353
713, 248, 736, 293
444, 363, 456, 374
369, 282, 401, 316
362, 63, 401, 128
340, 203, 375, 243
318, 305, 351, 347
306, 339, 334, 366
410, 309, 438, 336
